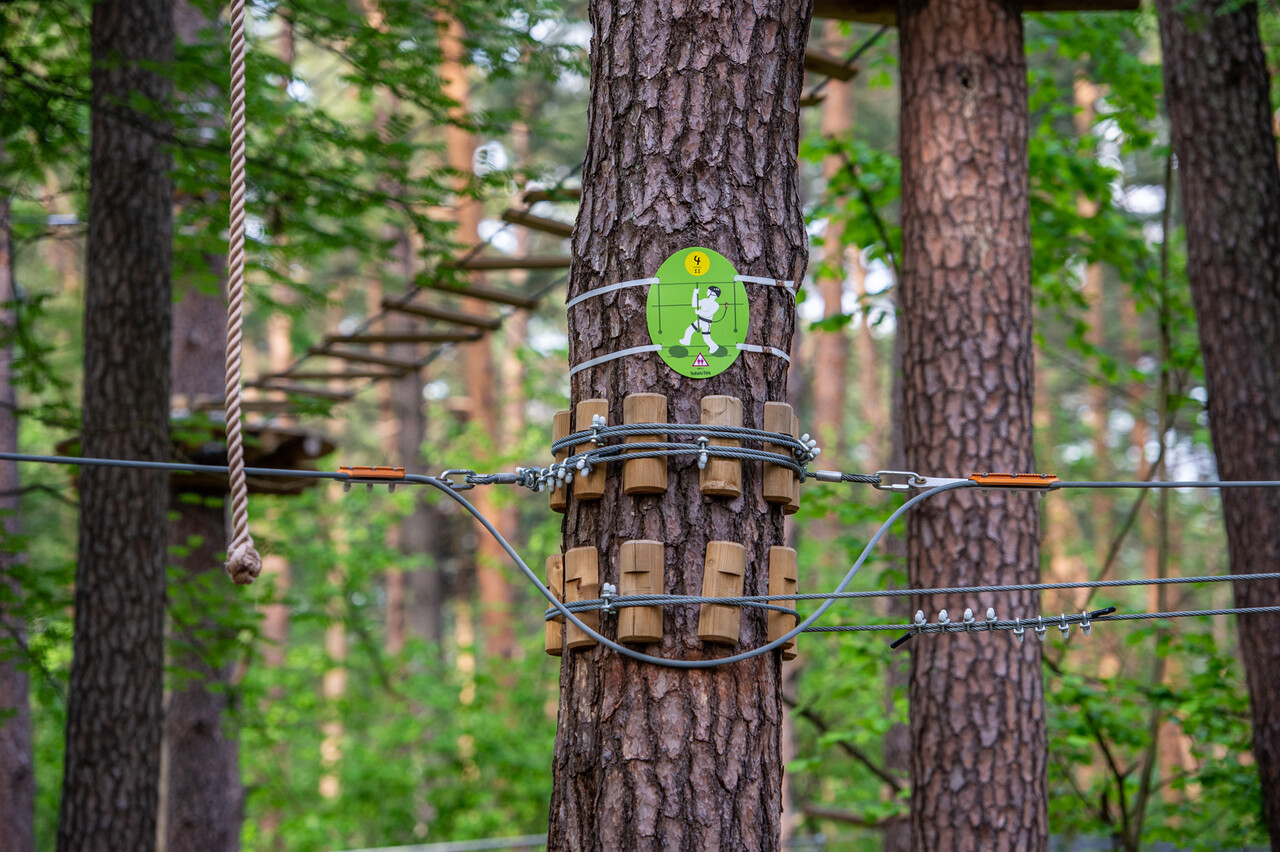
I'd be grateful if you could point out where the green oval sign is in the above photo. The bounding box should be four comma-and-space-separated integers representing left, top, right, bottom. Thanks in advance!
646, 247, 749, 379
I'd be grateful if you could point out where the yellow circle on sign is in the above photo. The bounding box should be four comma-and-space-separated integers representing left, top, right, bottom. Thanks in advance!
684, 251, 710, 277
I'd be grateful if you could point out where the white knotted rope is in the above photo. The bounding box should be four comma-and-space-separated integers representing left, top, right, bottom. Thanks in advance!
224, 0, 261, 584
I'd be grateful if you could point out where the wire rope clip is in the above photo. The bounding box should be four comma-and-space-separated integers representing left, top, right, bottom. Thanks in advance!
1080, 609, 1092, 636
1034, 616, 1047, 641
986, 607, 997, 631
890, 611, 928, 649
338, 465, 405, 493
439, 468, 478, 491
1013, 618, 1025, 643
599, 582, 619, 615
1058, 613, 1071, 639
963, 608, 976, 632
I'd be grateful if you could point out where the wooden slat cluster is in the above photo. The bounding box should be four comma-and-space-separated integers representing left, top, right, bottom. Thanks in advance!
243, 188, 576, 411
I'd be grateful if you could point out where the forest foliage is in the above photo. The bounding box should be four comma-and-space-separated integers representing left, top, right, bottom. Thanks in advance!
1, 1, 1278, 849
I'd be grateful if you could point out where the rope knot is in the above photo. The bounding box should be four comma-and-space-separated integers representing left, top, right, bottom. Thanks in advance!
225, 538, 262, 585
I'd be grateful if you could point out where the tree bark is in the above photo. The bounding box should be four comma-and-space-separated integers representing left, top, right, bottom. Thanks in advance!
1154, 2, 1280, 846
57, 1, 173, 849
0, 128, 35, 852
897, 0, 1047, 848
161, 496, 243, 852
548, 2, 811, 848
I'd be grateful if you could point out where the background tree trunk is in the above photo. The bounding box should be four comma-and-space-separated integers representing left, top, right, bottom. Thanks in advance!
548, 1, 811, 848
1154, 1, 1280, 845
57, 1, 174, 849
0, 129, 35, 852
160, 4, 244, 848
896, 0, 1047, 848
441, 18, 516, 662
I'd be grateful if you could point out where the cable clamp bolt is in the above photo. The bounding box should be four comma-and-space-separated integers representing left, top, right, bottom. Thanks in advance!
1080, 609, 1092, 637
914, 610, 926, 635
937, 609, 951, 633
1035, 616, 1047, 641
697, 437, 709, 470
590, 413, 607, 445
439, 469, 477, 491
986, 607, 997, 631
1013, 617, 1024, 643
963, 608, 975, 632
600, 582, 618, 615
1058, 613, 1071, 639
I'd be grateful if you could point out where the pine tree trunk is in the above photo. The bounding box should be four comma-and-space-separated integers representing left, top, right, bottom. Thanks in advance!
58, 1, 173, 849
896, 0, 1047, 847
0, 131, 35, 852
548, 2, 811, 848
1154, 2, 1280, 845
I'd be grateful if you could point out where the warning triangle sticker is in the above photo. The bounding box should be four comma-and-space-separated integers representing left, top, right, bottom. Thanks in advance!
692, 353, 709, 367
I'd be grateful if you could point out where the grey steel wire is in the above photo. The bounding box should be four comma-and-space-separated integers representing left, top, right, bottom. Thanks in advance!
8, 450, 1280, 665
223, 0, 261, 585
552, 423, 813, 455
556, 572, 1280, 610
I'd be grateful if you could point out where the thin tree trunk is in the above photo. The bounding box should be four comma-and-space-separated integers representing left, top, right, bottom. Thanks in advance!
548, 2, 811, 848
897, 0, 1047, 848
0, 128, 35, 852
1074, 77, 1114, 567
1154, 2, 1280, 846
813, 20, 852, 462
58, 2, 173, 849
440, 19, 516, 662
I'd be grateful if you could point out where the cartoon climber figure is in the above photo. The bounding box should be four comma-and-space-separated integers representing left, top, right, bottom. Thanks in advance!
679, 284, 728, 357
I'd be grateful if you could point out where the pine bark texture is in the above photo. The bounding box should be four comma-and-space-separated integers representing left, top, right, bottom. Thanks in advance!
162, 499, 243, 852
57, 1, 173, 849
897, 0, 1047, 848
0, 136, 35, 852
1154, 2, 1280, 845
549, 2, 811, 849
164, 278, 243, 851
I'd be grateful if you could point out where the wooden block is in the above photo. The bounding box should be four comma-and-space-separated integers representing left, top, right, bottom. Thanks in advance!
544, 554, 565, 657
618, 540, 664, 644
564, 547, 600, 650
623, 394, 668, 495
785, 411, 801, 515
574, 399, 608, 501
698, 541, 746, 646
763, 402, 795, 504
550, 409, 572, 512
700, 396, 743, 498
768, 546, 798, 660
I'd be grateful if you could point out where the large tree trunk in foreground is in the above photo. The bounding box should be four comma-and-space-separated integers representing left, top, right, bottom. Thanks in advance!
1155, 2, 1280, 845
0, 133, 35, 852
57, 1, 173, 849
549, 2, 811, 848
897, 0, 1047, 848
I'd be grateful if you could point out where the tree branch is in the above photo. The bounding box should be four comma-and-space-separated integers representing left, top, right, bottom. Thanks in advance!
784, 693, 904, 793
